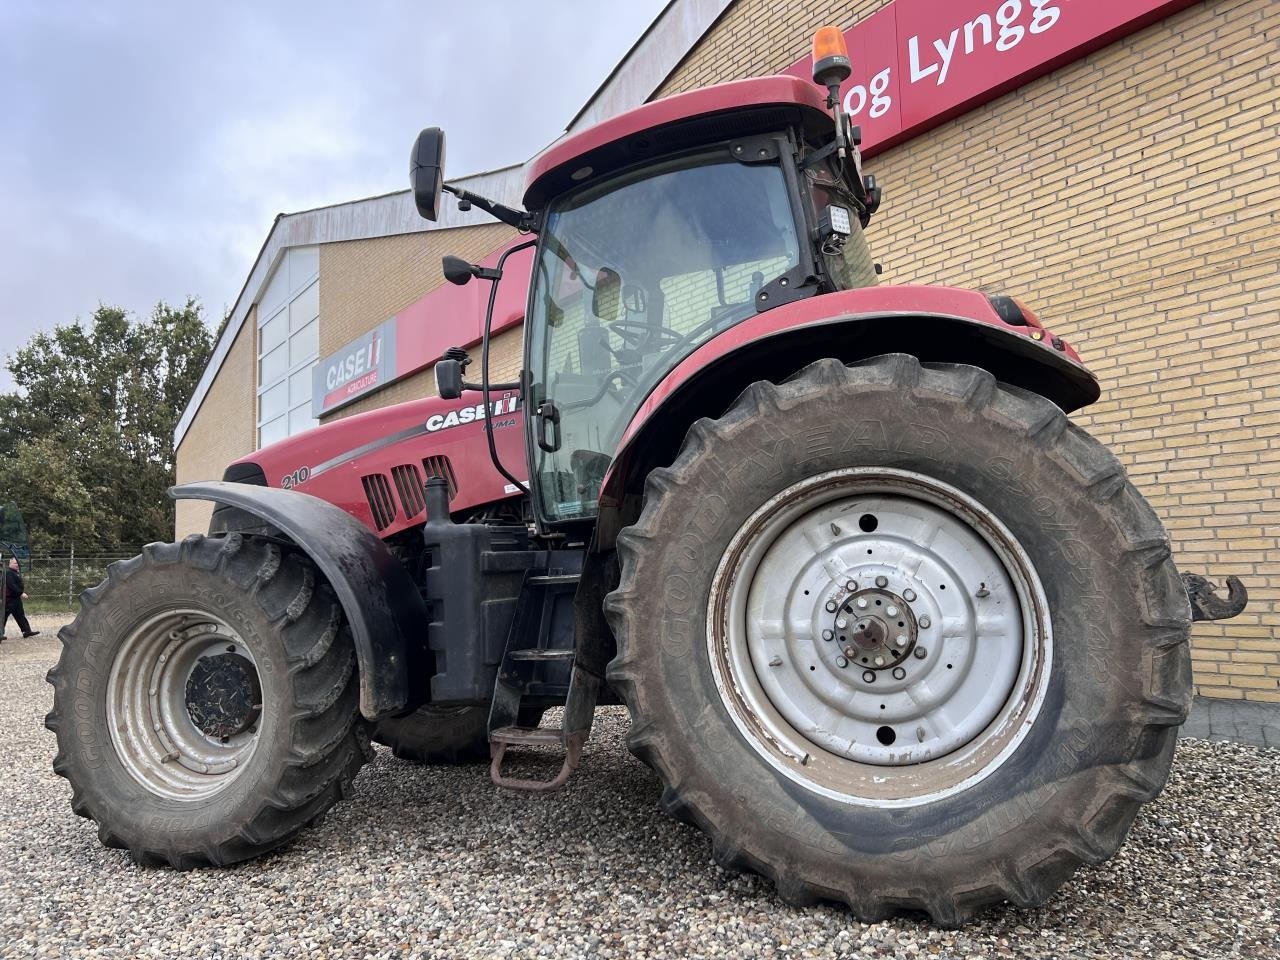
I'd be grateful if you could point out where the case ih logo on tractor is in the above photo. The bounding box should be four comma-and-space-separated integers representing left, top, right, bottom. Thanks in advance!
46, 28, 1247, 925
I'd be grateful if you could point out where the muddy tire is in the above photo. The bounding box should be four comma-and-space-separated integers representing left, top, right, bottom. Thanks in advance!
372, 705, 545, 764
604, 355, 1191, 925
45, 534, 371, 867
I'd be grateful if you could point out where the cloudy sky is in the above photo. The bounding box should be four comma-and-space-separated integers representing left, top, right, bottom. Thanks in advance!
0, 1, 668, 389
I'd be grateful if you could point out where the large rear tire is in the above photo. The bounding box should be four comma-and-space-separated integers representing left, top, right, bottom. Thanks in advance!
604, 355, 1191, 925
46, 534, 371, 867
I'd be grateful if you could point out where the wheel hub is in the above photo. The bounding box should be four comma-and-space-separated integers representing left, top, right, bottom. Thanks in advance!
185, 651, 262, 740
832, 588, 916, 668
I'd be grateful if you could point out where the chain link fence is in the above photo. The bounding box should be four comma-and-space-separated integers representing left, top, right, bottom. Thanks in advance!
7, 548, 147, 614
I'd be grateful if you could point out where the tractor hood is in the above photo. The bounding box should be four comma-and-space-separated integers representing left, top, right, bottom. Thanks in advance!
223, 389, 527, 538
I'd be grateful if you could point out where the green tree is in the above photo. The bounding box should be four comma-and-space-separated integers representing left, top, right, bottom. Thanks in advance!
0, 300, 216, 551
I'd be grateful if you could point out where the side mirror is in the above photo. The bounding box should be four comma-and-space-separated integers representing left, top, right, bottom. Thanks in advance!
592, 267, 621, 321
410, 127, 446, 221
442, 255, 474, 286
435, 358, 464, 399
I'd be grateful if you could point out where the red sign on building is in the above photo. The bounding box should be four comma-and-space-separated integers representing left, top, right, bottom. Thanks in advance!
783, 0, 1196, 156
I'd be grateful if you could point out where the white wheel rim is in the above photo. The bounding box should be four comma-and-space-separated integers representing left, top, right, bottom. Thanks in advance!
707, 468, 1052, 808
107, 609, 263, 800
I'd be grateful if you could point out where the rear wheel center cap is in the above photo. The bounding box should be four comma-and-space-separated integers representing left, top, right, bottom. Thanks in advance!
835, 589, 916, 668
185, 652, 262, 740
850, 617, 887, 650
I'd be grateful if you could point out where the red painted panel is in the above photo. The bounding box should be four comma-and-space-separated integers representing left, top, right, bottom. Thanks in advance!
613, 284, 1088, 453
782, 0, 1198, 156
523, 76, 830, 204
239, 390, 528, 538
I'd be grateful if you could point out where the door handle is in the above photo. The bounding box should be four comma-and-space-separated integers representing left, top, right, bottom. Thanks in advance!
536, 401, 561, 453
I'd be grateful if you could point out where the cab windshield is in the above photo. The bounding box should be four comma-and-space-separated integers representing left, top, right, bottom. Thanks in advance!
526, 151, 801, 522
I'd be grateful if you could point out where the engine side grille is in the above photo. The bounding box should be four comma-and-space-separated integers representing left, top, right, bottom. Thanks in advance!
422, 455, 458, 501
361, 473, 397, 531
391, 463, 425, 519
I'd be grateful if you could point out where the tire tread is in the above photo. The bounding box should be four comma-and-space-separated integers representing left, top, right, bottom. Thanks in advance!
46, 534, 368, 869
604, 354, 1191, 925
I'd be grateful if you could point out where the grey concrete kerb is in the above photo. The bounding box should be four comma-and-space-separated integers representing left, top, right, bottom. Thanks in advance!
1181, 696, 1280, 749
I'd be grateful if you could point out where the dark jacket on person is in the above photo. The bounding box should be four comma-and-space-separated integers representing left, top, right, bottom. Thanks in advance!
4, 568, 23, 608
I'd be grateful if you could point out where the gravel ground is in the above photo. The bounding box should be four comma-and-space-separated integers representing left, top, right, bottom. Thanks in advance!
2, 616, 1278, 959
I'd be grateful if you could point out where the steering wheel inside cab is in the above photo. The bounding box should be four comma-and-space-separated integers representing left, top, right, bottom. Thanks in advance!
592, 268, 679, 361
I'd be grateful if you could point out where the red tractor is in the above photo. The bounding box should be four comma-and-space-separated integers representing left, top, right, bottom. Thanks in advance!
47, 29, 1246, 925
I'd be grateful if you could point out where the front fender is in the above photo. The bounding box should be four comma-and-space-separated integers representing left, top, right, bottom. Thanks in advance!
170, 481, 427, 720
596, 285, 1100, 546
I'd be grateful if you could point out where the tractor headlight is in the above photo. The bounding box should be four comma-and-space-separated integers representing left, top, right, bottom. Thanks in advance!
817, 204, 852, 257
823, 204, 852, 237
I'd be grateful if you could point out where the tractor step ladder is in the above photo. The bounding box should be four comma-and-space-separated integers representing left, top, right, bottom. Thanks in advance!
488, 571, 597, 792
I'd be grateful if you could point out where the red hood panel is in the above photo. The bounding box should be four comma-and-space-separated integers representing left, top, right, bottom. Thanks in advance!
232, 390, 526, 537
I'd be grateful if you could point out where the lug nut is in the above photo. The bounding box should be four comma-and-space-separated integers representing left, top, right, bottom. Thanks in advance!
875, 575, 888, 588
873, 655, 885, 666
919, 616, 931, 629
903, 589, 917, 602
821, 629, 834, 641
836, 656, 849, 668
825, 599, 839, 612
855, 598, 869, 609
843, 647, 857, 659
836, 617, 848, 629
892, 666, 906, 680
844, 579, 858, 592
914, 647, 928, 660
886, 605, 898, 617
862, 670, 876, 683
894, 636, 907, 647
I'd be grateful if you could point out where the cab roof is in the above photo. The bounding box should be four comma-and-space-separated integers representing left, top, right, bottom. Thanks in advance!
523, 75, 832, 211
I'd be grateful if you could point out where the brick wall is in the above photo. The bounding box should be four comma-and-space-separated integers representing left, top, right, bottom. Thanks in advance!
318, 223, 514, 360
174, 309, 257, 538
318, 222, 517, 421
659, 0, 1279, 701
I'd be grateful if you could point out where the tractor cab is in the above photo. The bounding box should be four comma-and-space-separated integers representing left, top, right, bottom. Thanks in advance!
414, 72, 883, 527
523, 82, 881, 522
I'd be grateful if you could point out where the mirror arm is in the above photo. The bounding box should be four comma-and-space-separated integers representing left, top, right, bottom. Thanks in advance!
480, 236, 540, 497
442, 184, 538, 232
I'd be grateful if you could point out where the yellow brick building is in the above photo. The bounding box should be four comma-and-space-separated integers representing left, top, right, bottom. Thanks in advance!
175, 0, 1278, 702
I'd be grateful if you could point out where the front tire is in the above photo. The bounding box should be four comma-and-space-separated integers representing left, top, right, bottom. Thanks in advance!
46, 534, 371, 867
604, 355, 1191, 925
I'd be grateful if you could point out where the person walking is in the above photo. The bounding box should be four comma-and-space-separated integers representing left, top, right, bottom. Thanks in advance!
3, 557, 39, 641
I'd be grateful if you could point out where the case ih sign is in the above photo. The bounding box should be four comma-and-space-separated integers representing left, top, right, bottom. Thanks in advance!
313, 317, 398, 415
783, 0, 1196, 156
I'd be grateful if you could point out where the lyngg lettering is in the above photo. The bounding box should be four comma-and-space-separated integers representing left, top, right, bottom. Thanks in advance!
907, 0, 1062, 86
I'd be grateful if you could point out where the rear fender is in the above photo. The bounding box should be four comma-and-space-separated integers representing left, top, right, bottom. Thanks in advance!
596, 286, 1100, 547
170, 481, 427, 720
